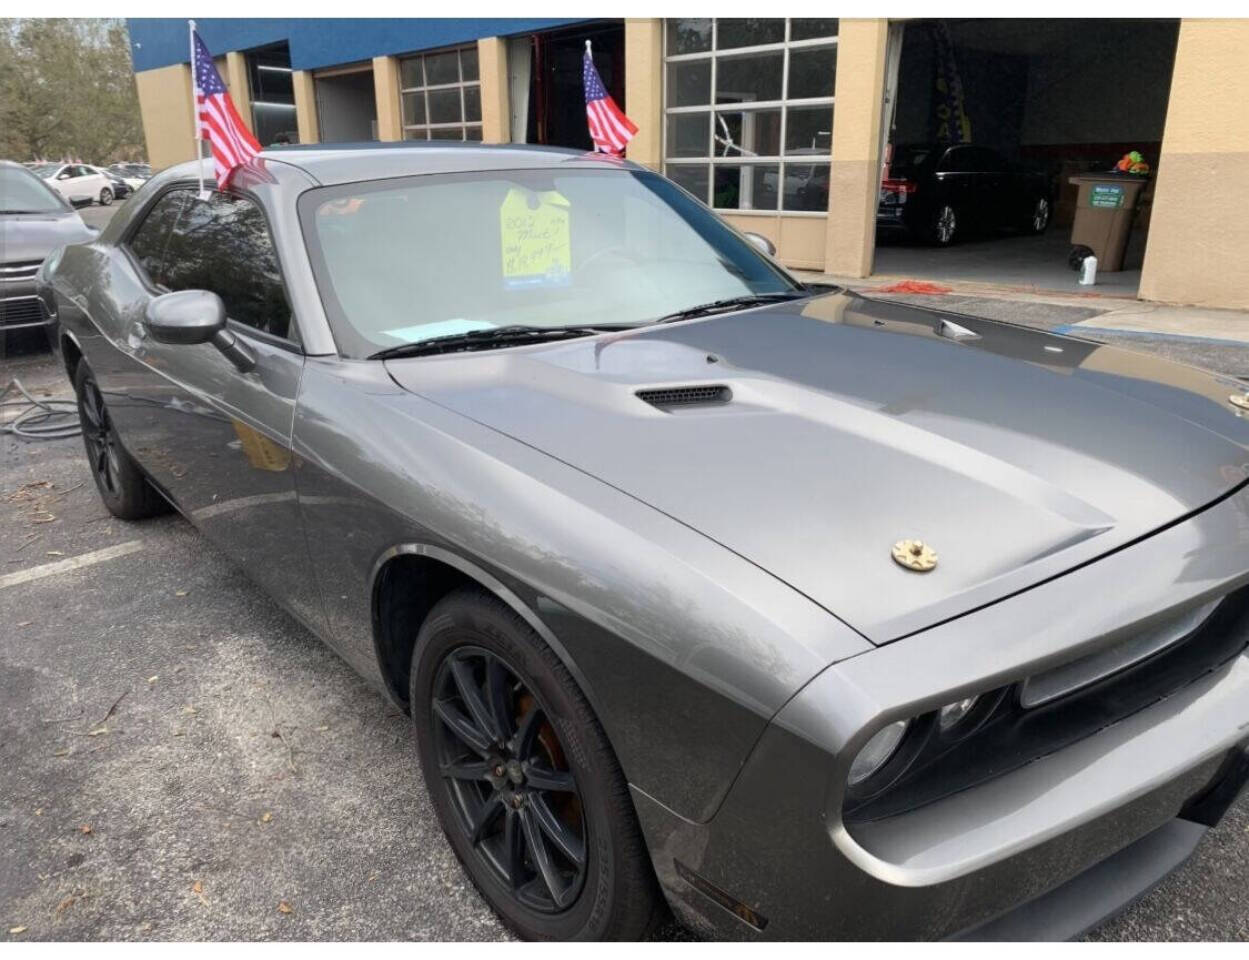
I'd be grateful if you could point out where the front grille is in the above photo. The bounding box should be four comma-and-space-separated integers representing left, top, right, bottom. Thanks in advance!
636, 385, 731, 409
0, 260, 41, 282
844, 588, 1249, 823
0, 297, 44, 328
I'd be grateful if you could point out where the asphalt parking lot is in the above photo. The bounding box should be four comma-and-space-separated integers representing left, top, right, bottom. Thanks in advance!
3, 200, 1248, 941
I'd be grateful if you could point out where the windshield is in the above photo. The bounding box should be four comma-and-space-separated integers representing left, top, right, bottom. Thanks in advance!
0, 165, 69, 213
887, 146, 935, 179
300, 167, 798, 359
32, 163, 60, 178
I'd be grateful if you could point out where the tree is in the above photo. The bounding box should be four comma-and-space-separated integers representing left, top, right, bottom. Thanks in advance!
0, 18, 145, 162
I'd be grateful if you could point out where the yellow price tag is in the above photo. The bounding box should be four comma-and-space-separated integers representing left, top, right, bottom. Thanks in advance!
500, 188, 571, 288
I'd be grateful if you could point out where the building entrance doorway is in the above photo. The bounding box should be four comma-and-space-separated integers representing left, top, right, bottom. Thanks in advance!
315, 66, 378, 143
510, 21, 624, 151
873, 19, 1180, 297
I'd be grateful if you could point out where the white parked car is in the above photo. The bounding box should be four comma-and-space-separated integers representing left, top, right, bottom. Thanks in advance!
35, 162, 116, 206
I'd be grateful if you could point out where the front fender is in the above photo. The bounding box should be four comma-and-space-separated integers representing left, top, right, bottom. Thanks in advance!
293, 357, 871, 822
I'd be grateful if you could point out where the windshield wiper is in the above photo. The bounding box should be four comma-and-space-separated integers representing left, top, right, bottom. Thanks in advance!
367, 324, 629, 360
651, 291, 806, 324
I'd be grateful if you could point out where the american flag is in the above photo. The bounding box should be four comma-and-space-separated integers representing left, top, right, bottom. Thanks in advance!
583, 42, 637, 155
191, 27, 261, 189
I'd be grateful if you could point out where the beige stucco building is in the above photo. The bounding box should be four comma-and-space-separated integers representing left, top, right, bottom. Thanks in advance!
131, 17, 1249, 310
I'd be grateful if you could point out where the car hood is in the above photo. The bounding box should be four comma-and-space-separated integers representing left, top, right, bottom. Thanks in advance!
0, 212, 93, 262
386, 292, 1249, 643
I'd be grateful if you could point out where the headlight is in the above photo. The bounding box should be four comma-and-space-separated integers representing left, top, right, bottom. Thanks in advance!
848, 720, 908, 785
938, 695, 978, 731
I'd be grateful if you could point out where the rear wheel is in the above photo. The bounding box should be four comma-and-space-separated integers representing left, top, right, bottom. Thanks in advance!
931, 203, 959, 245
411, 589, 662, 940
98, 187, 113, 206
74, 362, 168, 520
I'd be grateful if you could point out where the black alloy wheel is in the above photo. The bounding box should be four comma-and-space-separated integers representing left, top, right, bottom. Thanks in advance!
73, 361, 168, 520
411, 589, 662, 940
1029, 196, 1051, 234
432, 646, 587, 913
932, 203, 959, 245
79, 373, 122, 497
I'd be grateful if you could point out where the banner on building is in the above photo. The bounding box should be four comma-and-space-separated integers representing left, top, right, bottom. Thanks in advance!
930, 21, 972, 144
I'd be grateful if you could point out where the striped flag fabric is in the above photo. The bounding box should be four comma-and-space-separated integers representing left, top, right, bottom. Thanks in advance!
191, 27, 261, 189
582, 42, 637, 156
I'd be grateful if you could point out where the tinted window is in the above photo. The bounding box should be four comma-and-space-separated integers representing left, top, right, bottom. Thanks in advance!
888, 146, 934, 178
940, 146, 1001, 173
127, 190, 191, 286
939, 148, 973, 172
970, 147, 1003, 171
162, 192, 293, 341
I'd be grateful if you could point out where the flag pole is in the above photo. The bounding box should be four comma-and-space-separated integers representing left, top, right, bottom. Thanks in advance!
189, 19, 205, 197
585, 40, 598, 154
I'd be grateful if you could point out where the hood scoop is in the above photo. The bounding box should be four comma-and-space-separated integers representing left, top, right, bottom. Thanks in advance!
636, 385, 732, 410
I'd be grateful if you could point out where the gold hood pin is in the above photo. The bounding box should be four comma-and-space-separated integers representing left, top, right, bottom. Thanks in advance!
892, 539, 938, 572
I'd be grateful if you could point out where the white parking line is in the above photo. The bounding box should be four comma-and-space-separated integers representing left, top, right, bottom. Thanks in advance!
0, 540, 144, 590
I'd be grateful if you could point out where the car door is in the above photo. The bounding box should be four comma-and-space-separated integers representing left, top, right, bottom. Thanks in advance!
935, 146, 974, 220
83, 166, 107, 199
66, 166, 92, 202
112, 184, 324, 631
50, 165, 77, 201
971, 147, 1012, 228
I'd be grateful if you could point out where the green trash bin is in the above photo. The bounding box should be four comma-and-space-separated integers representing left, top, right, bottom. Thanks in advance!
1067, 173, 1148, 272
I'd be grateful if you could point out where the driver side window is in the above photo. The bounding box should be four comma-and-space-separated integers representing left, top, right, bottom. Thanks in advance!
127, 189, 192, 288
161, 191, 295, 343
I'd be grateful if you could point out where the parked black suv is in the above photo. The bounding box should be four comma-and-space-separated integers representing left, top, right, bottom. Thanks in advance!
877, 143, 1052, 245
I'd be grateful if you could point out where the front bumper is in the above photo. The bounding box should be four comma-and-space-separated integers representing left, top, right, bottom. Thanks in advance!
636, 482, 1249, 939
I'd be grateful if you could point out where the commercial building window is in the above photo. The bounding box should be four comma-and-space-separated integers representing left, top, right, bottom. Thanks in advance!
399, 45, 482, 142
247, 43, 298, 147
663, 19, 837, 213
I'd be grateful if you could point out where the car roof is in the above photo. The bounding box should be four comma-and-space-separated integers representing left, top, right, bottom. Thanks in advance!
161, 141, 643, 188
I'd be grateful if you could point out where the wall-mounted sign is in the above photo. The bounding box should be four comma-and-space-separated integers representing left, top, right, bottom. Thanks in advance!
1090, 184, 1126, 209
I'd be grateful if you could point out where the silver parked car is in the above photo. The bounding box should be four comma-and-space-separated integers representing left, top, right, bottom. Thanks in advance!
39, 143, 1249, 940
1, 160, 95, 338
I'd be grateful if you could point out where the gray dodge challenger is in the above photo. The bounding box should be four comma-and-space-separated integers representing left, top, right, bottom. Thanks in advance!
37, 142, 1249, 940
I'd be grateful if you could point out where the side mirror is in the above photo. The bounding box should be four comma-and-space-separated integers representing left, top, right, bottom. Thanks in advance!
144, 290, 255, 372
57, 171, 71, 180
744, 231, 776, 257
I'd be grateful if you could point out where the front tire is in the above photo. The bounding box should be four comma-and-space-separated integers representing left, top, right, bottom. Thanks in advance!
411, 589, 662, 940
1026, 196, 1050, 234
74, 362, 168, 520
98, 187, 113, 206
